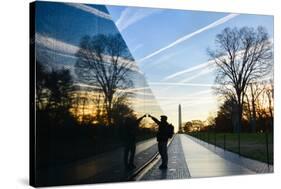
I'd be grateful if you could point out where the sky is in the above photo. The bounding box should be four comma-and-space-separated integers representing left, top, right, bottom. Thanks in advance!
34, 2, 273, 129
34, 1, 164, 126
107, 5, 274, 126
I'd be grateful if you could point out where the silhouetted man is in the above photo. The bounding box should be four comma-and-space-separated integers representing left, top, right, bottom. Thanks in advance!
122, 114, 146, 170
148, 114, 174, 169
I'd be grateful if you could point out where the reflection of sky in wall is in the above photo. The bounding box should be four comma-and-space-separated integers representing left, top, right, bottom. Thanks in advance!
108, 5, 273, 125
34, 2, 164, 124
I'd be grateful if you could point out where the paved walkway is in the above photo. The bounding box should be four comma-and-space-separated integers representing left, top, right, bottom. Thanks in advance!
140, 134, 272, 180
141, 135, 190, 180
38, 134, 273, 185
188, 135, 273, 174
181, 134, 254, 178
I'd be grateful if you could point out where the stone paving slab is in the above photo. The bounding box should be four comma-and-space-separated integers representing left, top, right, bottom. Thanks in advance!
140, 134, 270, 180
141, 135, 190, 181
185, 134, 273, 174
181, 135, 254, 178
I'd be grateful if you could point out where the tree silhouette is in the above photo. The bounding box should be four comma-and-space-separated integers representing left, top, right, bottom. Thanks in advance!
36, 61, 73, 112
75, 34, 134, 125
45, 68, 73, 111
244, 82, 264, 132
216, 98, 237, 132
208, 26, 272, 133
183, 121, 193, 133
265, 80, 274, 124
262, 79, 274, 130
111, 93, 134, 126
36, 61, 48, 110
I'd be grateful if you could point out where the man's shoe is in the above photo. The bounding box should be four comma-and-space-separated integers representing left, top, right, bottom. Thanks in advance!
129, 164, 136, 170
159, 165, 168, 170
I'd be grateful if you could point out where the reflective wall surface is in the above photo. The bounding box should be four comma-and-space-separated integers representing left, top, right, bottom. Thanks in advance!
33, 1, 163, 186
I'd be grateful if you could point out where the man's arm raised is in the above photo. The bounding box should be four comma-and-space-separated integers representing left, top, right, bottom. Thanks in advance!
148, 114, 161, 126
137, 114, 146, 124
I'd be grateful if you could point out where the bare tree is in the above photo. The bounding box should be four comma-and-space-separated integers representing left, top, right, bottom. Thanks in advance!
266, 79, 274, 119
216, 97, 238, 132
80, 91, 89, 125
212, 84, 238, 132
36, 61, 48, 111
209, 26, 272, 132
75, 34, 134, 125
264, 79, 274, 129
244, 82, 264, 132
92, 91, 106, 125
111, 92, 134, 125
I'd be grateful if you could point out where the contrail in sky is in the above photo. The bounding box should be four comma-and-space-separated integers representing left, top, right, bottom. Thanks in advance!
138, 13, 239, 63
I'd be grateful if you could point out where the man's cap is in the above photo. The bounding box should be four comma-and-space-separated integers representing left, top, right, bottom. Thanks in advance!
160, 115, 167, 119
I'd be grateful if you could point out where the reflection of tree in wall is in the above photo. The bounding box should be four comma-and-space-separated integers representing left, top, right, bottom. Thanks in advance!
75, 34, 135, 126
209, 26, 273, 133
35, 48, 155, 169
36, 61, 74, 125
36, 61, 77, 168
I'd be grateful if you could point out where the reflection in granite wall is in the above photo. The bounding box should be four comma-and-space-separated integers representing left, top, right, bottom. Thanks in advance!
33, 1, 163, 186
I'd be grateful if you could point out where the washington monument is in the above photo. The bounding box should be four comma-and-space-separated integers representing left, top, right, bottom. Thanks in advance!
178, 104, 182, 133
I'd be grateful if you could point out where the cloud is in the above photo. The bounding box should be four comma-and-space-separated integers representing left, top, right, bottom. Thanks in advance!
191, 89, 213, 96
163, 61, 211, 81
156, 96, 213, 101
74, 84, 153, 94
120, 86, 150, 92
36, 33, 79, 55
131, 43, 144, 53
138, 13, 239, 63
158, 61, 216, 96
151, 89, 213, 104
179, 64, 216, 83
65, 3, 112, 20
155, 62, 215, 94
116, 7, 161, 31
149, 51, 181, 67
163, 99, 215, 109
162, 48, 247, 82
149, 82, 218, 87
35, 33, 141, 73
163, 41, 270, 83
